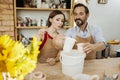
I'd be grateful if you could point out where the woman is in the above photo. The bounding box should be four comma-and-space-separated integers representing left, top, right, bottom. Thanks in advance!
37, 10, 65, 66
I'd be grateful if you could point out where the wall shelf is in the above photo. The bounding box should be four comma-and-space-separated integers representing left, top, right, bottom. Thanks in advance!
14, 0, 73, 41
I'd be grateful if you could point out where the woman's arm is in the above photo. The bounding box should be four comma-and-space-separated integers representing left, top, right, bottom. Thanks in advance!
55, 50, 61, 62
83, 42, 106, 54
36, 29, 46, 41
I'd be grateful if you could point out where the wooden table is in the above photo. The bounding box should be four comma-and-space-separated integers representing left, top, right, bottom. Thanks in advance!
84, 58, 120, 80
25, 58, 120, 80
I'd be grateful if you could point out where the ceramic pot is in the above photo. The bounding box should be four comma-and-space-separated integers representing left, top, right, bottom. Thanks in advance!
31, 71, 46, 80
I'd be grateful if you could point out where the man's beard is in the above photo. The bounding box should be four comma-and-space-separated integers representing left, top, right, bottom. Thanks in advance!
75, 18, 84, 27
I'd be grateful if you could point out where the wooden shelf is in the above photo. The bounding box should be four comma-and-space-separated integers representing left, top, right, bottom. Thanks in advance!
16, 26, 47, 28
63, 26, 71, 29
16, 26, 70, 29
16, 7, 71, 11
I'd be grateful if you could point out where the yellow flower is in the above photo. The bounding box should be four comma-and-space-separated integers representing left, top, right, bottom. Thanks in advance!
0, 35, 42, 80
0, 73, 3, 80
0, 61, 7, 72
0, 35, 13, 49
4, 42, 26, 62
27, 36, 41, 60
0, 35, 15, 61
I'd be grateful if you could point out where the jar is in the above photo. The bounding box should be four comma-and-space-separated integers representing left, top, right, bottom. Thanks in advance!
37, 0, 41, 8
41, 2, 46, 8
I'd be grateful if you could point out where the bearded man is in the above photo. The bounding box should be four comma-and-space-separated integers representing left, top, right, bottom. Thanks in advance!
66, 3, 107, 59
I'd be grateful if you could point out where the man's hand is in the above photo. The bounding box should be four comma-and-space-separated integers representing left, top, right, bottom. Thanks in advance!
83, 43, 95, 54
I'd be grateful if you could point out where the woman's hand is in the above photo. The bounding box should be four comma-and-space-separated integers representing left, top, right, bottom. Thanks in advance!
46, 58, 56, 66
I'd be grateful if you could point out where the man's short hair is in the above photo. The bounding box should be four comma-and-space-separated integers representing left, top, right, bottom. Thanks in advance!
73, 3, 89, 14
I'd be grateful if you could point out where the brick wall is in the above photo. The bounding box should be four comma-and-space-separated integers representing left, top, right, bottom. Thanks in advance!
0, 0, 14, 39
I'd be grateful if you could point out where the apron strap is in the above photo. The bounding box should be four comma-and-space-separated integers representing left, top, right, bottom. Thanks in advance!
40, 31, 53, 50
75, 25, 93, 38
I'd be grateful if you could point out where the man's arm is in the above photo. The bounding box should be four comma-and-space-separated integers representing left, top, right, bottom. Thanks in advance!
83, 42, 106, 54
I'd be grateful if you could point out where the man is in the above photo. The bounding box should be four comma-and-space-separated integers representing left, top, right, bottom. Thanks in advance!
66, 3, 106, 59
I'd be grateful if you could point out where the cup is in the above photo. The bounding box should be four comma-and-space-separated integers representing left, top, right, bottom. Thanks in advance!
63, 37, 76, 52
77, 43, 84, 52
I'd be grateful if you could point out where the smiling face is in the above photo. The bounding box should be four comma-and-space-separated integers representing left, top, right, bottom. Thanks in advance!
50, 14, 65, 30
73, 6, 89, 27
